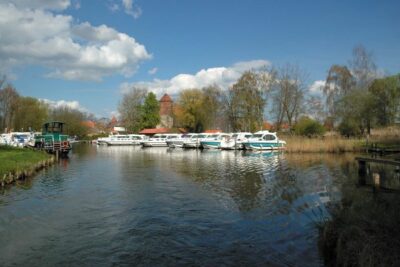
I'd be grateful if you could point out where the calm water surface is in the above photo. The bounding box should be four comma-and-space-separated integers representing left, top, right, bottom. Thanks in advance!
0, 144, 359, 266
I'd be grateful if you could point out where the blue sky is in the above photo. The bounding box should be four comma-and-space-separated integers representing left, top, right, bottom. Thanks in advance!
1, 0, 399, 118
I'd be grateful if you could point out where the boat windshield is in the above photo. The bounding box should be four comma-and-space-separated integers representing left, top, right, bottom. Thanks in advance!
252, 134, 263, 138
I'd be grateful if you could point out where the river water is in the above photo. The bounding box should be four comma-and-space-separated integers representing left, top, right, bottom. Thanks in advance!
0, 144, 360, 266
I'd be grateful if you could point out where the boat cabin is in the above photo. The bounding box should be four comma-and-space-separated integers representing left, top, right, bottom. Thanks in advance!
43, 121, 66, 134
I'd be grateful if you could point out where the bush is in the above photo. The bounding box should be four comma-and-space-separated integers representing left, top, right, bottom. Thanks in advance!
294, 117, 326, 136
338, 119, 361, 137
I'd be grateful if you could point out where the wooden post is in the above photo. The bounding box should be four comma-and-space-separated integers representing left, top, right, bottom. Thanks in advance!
358, 160, 367, 185
373, 173, 380, 187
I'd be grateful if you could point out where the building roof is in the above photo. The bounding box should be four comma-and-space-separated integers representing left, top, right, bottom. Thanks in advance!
204, 129, 221, 133
159, 93, 172, 102
139, 128, 172, 134
82, 120, 96, 129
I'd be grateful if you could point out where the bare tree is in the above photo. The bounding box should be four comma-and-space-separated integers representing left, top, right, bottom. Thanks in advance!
305, 95, 326, 123
349, 44, 377, 89
0, 83, 19, 132
273, 64, 308, 130
324, 65, 354, 116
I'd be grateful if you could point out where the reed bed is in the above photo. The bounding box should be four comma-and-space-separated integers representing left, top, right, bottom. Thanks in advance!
283, 135, 364, 153
369, 126, 400, 147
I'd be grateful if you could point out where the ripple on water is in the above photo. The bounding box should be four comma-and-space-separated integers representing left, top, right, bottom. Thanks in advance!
0, 145, 349, 266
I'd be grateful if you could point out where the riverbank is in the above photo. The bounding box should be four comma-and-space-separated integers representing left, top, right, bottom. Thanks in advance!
0, 146, 55, 187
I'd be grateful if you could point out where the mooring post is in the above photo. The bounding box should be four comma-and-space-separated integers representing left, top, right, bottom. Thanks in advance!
358, 160, 367, 185
372, 172, 380, 193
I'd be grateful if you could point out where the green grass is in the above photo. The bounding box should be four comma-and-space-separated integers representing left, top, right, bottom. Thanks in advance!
0, 145, 52, 177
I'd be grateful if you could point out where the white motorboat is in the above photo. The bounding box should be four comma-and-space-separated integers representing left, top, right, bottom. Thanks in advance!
200, 133, 232, 149
243, 130, 286, 150
142, 134, 181, 147
166, 133, 197, 148
182, 133, 211, 149
0, 133, 12, 145
3, 132, 32, 147
220, 132, 253, 150
103, 134, 146, 146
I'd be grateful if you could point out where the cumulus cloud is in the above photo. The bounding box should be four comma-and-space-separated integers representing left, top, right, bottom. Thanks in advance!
40, 99, 87, 112
309, 80, 325, 95
122, 0, 142, 19
0, 1, 151, 81
120, 60, 271, 96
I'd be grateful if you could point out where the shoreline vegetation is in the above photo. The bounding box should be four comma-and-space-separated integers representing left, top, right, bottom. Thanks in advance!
318, 185, 400, 266
283, 126, 400, 153
0, 146, 54, 187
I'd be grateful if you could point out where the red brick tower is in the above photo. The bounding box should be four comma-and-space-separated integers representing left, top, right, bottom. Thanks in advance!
157, 93, 174, 128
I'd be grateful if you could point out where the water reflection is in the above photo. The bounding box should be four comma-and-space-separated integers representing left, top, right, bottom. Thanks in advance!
0, 144, 361, 266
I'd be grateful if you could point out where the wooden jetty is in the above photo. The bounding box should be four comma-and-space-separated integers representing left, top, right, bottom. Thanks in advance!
355, 156, 400, 192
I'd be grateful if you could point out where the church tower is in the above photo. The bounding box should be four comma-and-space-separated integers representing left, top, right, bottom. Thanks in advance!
157, 93, 174, 128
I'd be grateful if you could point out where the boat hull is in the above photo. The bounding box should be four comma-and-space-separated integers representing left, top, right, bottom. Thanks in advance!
243, 142, 285, 150
142, 141, 168, 147
200, 141, 221, 149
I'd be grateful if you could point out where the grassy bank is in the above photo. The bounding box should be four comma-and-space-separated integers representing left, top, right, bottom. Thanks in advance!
0, 146, 54, 186
284, 136, 364, 153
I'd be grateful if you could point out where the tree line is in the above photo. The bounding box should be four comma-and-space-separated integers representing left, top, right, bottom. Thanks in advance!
0, 78, 91, 137
120, 45, 399, 136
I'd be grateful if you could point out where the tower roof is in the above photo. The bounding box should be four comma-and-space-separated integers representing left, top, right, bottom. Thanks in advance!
159, 93, 172, 102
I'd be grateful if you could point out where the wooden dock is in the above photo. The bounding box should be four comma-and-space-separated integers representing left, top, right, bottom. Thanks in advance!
355, 157, 400, 166
355, 156, 400, 192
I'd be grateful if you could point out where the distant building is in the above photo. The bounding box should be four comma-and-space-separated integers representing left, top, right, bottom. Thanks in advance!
157, 93, 174, 129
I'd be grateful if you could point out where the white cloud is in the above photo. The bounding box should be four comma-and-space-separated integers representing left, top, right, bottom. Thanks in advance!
309, 80, 325, 95
0, 1, 151, 81
122, 0, 142, 19
148, 67, 158, 75
40, 99, 87, 112
120, 59, 271, 96
9, 0, 71, 10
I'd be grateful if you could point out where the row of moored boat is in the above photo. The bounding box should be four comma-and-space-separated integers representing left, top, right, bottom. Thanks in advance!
95, 131, 286, 151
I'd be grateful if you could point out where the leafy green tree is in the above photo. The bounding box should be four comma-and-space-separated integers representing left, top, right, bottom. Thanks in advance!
175, 89, 205, 132
294, 117, 325, 136
141, 92, 160, 129
336, 89, 375, 135
118, 87, 147, 132
369, 74, 400, 126
13, 97, 49, 131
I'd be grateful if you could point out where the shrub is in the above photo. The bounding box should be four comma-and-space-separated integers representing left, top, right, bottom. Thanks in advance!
338, 119, 361, 137
294, 117, 326, 136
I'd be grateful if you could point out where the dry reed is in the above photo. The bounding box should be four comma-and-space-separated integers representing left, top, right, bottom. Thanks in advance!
283, 135, 364, 153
